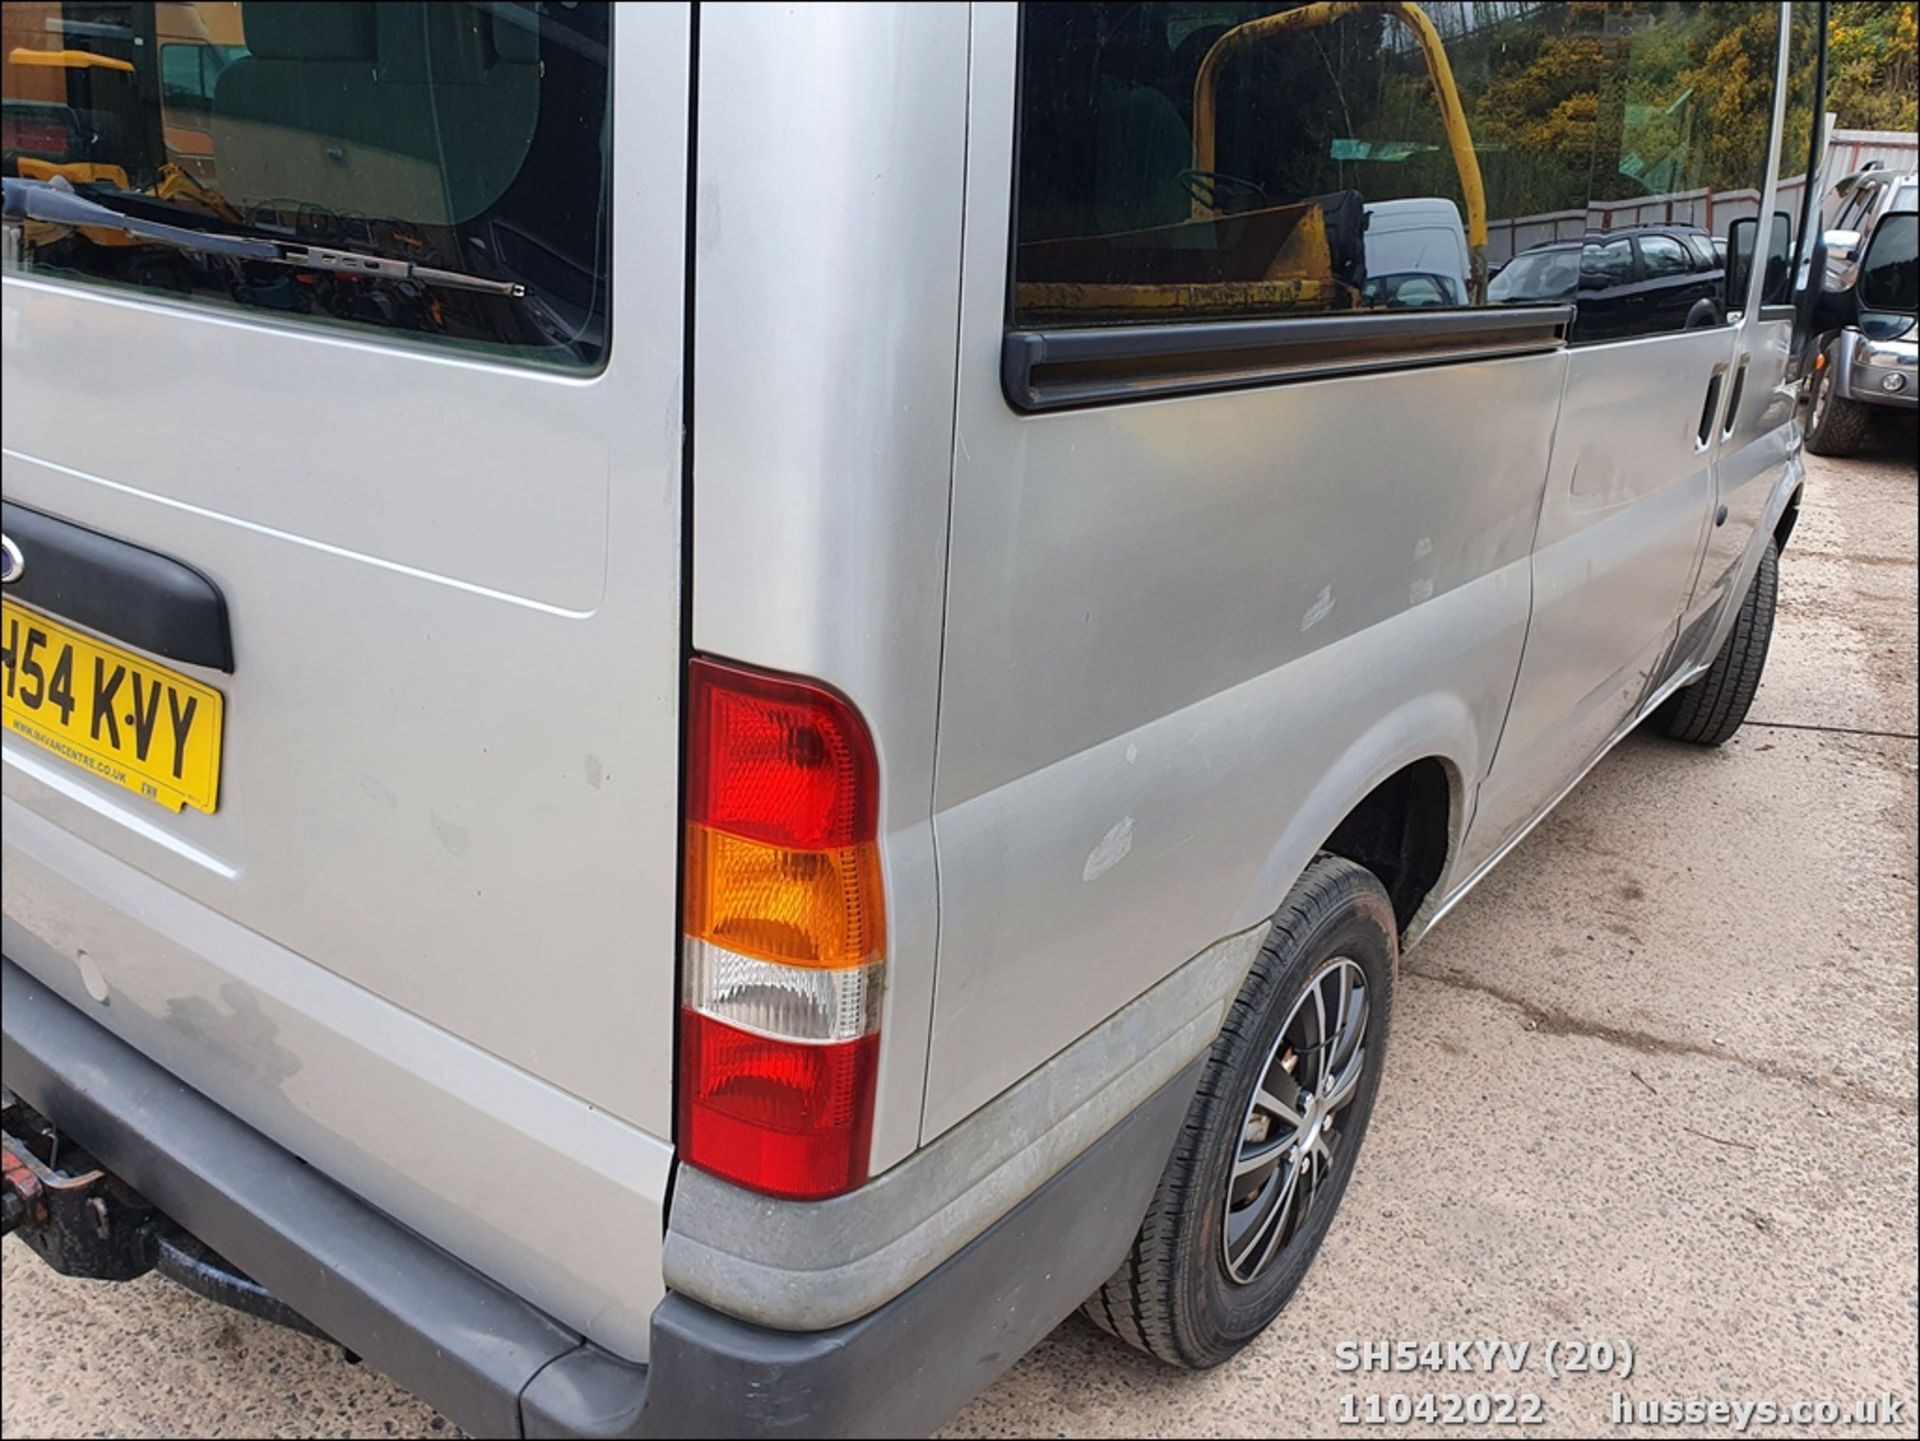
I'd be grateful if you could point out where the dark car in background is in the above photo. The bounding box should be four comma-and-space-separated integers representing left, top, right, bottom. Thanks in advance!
1491, 224, 1726, 342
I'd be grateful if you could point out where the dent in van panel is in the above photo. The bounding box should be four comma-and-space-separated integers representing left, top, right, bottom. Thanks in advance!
935, 354, 1564, 813
1081, 816, 1134, 882
1689, 317, 1798, 635
928, 542, 1541, 1135
929, 368, 1559, 1128
75, 948, 110, 1005
1462, 326, 1731, 874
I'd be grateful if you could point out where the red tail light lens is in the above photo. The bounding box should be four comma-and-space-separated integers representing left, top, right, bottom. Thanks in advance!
679, 658, 885, 1200
679, 1011, 879, 1200
686, 659, 878, 851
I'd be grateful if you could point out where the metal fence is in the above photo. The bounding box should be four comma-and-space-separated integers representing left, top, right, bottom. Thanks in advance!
1483, 125, 1916, 266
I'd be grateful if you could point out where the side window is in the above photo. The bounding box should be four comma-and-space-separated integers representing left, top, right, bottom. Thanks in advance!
1488, 247, 1580, 304
159, 43, 243, 124
1835, 184, 1876, 233
1010, 2, 1778, 348
1583, 236, 1637, 288
2, 3, 613, 371
159, 45, 208, 121
1638, 234, 1695, 279
1858, 212, 1917, 313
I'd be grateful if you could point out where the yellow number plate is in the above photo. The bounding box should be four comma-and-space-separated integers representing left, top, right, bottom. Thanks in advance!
2, 600, 224, 814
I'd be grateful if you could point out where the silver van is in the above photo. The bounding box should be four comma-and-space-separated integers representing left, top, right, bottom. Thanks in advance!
3, 3, 1915, 1437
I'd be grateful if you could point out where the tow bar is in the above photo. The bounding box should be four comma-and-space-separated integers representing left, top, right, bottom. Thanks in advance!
1, 1087, 326, 1339
1, 1086, 160, 1279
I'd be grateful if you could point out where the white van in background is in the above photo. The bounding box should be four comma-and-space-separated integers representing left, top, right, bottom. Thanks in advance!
1362, 196, 1471, 307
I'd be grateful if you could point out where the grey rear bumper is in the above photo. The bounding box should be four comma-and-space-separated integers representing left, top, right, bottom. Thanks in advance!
1, 957, 1198, 1437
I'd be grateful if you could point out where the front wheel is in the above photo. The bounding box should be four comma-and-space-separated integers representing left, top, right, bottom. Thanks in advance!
1804, 338, 1876, 456
1083, 854, 1396, 1368
1654, 541, 1778, 746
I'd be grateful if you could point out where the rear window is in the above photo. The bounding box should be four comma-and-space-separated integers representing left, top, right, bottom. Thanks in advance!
1, 1, 611, 370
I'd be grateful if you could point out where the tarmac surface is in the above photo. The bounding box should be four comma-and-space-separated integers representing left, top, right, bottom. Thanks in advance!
4, 441, 1916, 1439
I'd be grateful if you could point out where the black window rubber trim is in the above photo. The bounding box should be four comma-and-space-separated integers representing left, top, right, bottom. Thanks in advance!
1, 500, 233, 672
1002, 304, 1576, 413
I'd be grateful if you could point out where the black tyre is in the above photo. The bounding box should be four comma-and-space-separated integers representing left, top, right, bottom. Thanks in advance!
1655, 541, 1778, 746
1084, 854, 1396, 1368
1804, 339, 1876, 457
1684, 297, 1722, 329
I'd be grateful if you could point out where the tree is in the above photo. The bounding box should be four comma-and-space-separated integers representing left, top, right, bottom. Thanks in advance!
1826, 0, 1919, 131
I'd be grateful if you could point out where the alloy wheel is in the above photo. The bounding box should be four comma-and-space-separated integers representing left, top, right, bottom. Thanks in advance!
1221, 957, 1370, 1284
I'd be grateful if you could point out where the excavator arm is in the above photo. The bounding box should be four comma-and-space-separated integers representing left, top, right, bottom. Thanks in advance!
1191, 0, 1489, 301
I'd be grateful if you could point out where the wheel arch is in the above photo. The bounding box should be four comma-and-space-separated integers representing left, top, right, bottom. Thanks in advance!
1321, 758, 1454, 932
1773, 483, 1803, 553
1233, 692, 1475, 941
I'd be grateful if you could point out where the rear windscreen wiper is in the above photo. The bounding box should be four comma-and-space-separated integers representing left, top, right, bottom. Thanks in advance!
3, 175, 526, 299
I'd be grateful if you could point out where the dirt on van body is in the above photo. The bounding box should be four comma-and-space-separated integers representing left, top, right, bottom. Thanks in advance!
4, 442, 1917, 1440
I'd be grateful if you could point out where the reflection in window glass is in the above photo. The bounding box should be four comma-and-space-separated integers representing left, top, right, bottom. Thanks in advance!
1639, 234, 1694, 278
2, 2, 612, 370
1011, 2, 1780, 345
1858, 213, 1917, 313
1584, 237, 1637, 288
1362, 271, 1456, 308
1489, 246, 1579, 303
160, 42, 242, 122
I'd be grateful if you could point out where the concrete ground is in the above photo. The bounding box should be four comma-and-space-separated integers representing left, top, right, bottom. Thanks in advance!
4, 441, 1916, 1440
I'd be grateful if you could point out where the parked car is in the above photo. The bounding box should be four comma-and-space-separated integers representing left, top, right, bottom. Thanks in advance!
1490, 225, 1727, 341
1, 4, 1900, 1438
1805, 168, 1919, 454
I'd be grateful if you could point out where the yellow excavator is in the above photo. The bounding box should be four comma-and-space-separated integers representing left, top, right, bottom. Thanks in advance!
5, 18, 242, 251
1015, 0, 1488, 323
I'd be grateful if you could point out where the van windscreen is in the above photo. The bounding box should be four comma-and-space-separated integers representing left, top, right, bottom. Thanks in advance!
1, 2, 611, 370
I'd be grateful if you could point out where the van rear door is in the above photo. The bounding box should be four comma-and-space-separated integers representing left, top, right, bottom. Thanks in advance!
1, 3, 687, 1356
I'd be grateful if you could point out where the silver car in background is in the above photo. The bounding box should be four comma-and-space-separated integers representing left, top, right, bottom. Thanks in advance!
3, 3, 1914, 1436
1806, 168, 1919, 453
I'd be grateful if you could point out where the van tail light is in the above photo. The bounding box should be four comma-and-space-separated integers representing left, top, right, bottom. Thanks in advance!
678, 658, 884, 1200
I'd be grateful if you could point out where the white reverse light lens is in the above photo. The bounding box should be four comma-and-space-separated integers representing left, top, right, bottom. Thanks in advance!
683, 938, 883, 1044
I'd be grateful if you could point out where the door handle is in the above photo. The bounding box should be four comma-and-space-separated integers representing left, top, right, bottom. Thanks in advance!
1721, 358, 1750, 440
1695, 366, 1727, 450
